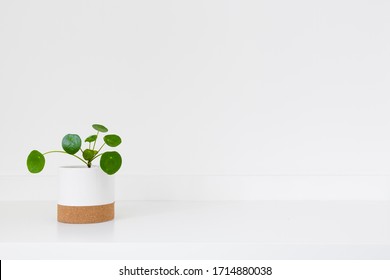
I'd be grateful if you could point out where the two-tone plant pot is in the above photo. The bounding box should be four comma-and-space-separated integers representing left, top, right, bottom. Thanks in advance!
57, 166, 115, 224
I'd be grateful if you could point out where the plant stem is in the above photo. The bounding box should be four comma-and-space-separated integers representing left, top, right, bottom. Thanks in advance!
95, 143, 105, 155
43, 150, 88, 165
92, 131, 99, 151
91, 153, 103, 161
90, 143, 105, 162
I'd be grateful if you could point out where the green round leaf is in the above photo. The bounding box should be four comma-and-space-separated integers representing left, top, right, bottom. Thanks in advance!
103, 134, 122, 147
92, 124, 108, 133
27, 150, 45, 173
85, 135, 97, 142
82, 149, 98, 161
100, 151, 122, 175
62, 134, 82, 155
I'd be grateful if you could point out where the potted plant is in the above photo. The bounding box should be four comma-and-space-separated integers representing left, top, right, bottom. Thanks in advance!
26, 124, 122, 224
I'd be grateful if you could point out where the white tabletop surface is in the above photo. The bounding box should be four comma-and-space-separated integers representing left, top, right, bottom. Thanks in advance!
0, 200, 389, 259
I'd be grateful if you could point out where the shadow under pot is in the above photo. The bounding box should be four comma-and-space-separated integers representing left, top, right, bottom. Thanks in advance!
57, 166, 115, 224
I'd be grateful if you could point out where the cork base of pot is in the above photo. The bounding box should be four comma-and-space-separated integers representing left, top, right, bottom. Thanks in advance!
57, 202, 115, 224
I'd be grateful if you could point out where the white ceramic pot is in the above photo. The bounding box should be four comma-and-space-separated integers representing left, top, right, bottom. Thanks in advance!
57, 166, 115, 224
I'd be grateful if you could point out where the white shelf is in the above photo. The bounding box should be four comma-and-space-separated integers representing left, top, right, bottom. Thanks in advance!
1, 201, 390, 259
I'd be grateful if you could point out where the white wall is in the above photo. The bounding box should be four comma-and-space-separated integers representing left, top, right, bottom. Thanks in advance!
1, 0, 390, 199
